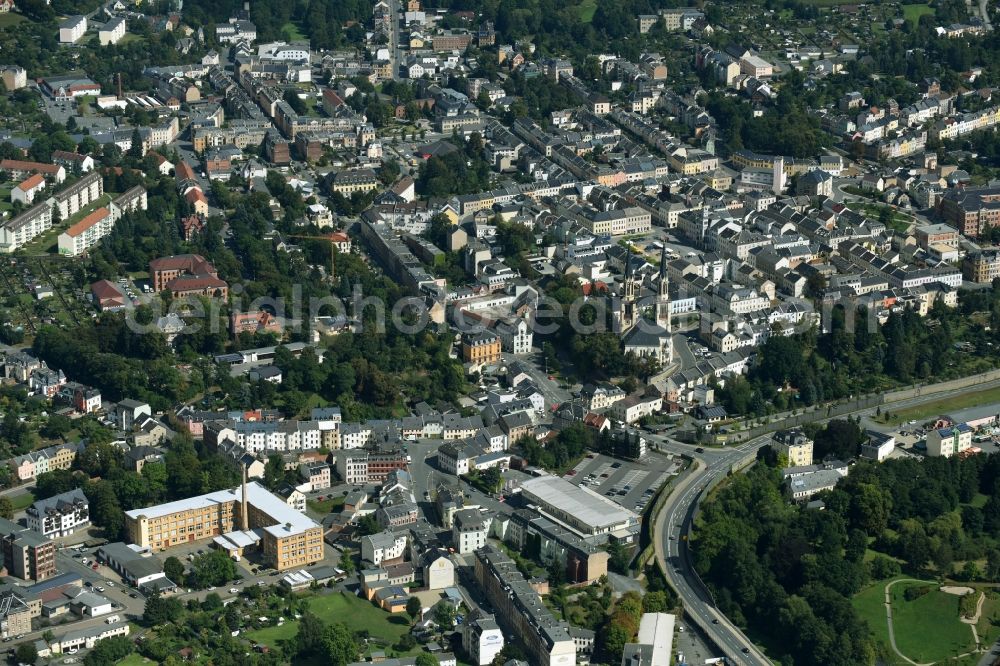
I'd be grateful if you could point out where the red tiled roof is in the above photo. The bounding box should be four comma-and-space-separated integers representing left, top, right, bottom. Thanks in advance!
150, 253, 214, 274
185, 188, 207, 204
175, 160, 196, 181
0, 159, 61, 175
167, 274, 227, 291
15, 173, 45, 192
64, 207, 110, 237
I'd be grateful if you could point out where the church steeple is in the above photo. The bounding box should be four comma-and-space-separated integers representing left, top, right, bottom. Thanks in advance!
656, 244, 671, 331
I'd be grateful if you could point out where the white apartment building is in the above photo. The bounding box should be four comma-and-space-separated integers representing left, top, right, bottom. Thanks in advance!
59, 16, 88, 43
98, 17, 126, 45
26, 489, 90, 538
495, 317, 533, 354
361, 530, 407, 565
452, 509, 488, 554
58, 207, 113, 257
463, 614, 505, 666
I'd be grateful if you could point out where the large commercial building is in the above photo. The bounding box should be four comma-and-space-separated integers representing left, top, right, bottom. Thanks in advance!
124, 481, 323, 571
519, 476, 639, 537
621, 613, 675, 666
474, 545, 576, 666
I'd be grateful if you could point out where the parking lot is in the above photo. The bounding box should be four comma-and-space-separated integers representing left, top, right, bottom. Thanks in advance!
562, 452, 682, 514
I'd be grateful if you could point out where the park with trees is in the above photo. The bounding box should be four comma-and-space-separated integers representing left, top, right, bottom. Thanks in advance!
693, 445, 1000, 665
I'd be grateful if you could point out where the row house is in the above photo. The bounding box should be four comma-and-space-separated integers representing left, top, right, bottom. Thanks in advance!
10, 442, 83, 483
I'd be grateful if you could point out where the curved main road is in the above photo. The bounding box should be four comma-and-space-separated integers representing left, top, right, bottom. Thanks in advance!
651, 435, 774, 666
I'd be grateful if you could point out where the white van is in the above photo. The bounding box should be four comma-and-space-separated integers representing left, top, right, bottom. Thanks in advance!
105, 615, 120, 624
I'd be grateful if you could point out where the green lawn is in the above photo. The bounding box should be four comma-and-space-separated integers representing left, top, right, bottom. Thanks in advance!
116, 655, 153, 666
281, 21, 308, 41
0, 13, 26, 28
968, 492, 990, 508
247, 591, 418, 653
890, 583, 977, 663
576, 0, 597, 22
853, 580, 894, 653
902, 3, 934, 23
880, 384, 1000, 425
854, 578, 979, 664
10, 491, 35, 511
307, 495, 344, 515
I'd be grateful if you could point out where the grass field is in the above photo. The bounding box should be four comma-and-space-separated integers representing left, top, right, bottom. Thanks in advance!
902, 3, 934, 23
853, 580, 895, 653
853, 578, 979, 664
281, 21, 308, 41
307, 495, 344, 515
10, 491, 35, 511
0, 13, 26, 28
891, 583, 976, 662
880, 384, 1000, 425
115, 655, 152, 666
576, 0, 597, 22
247, 591, 418, 654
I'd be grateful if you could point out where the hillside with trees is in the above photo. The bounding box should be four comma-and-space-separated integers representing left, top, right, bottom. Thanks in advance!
693, 450, 1000, 665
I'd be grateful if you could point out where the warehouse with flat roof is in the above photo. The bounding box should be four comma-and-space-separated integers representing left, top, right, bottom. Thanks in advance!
519, 476, 639, 537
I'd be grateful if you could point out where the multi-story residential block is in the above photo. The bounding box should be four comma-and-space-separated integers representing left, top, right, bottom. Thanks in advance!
12, 174, 47, 205
334, 450, 408, 484
299, 462, 330, 491
0, 591, 34, 639
659, 7, 704, 30
0, 518, 57, 581
452, 509, 488, 554
124, 481, 324, 571
0, 66, 26, 91
580, 382, 627, 410
0, 172, 102, 252
59, 15, 87, 43
463, 612, 504, 665
98, 16, 126, 45
938, 186, 1000, 238
963, 250, 1000, 283
361, 530, 407, 565
610, 392, 663, 424
26, 488, 90, 539
0, 159, 66, 184
57, 207, 113, 257
461, 331, 502, 368
329, 168, 379, 195
474, 546, 577, 666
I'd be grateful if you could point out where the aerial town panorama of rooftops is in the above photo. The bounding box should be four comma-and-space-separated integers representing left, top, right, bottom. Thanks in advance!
0, 0, 999, 664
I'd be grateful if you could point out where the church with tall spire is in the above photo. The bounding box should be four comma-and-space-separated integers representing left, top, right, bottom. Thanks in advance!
614, 244, 673, 366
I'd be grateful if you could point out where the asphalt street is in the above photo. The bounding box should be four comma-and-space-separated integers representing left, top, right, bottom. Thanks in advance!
651, 435, 774, 665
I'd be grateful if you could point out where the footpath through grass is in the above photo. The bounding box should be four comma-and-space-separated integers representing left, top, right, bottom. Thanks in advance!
853, 578, 980, 664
